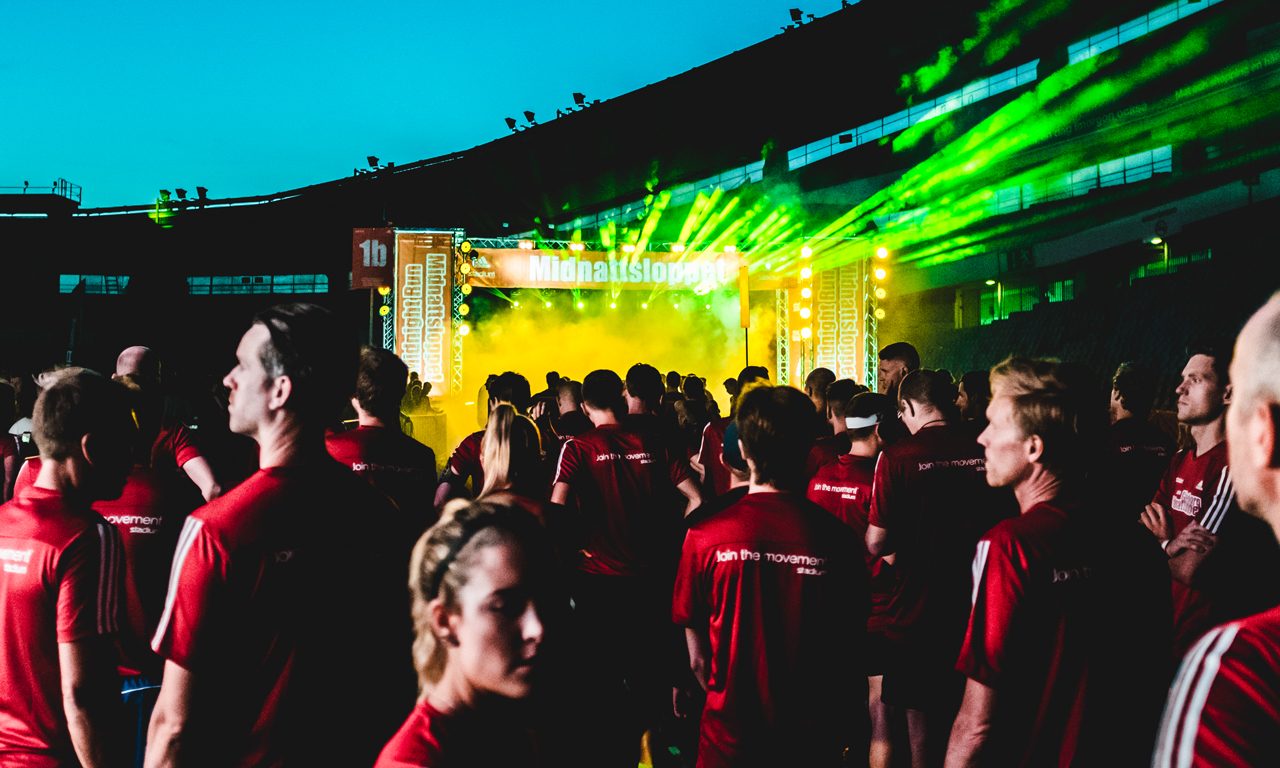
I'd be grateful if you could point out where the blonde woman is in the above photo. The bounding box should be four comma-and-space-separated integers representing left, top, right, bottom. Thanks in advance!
376, 499, 556, 767
477, 404, 548, 522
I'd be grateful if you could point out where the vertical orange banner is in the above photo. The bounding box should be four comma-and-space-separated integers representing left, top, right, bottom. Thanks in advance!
394, 232, 453, 390
738, 253, 751, 329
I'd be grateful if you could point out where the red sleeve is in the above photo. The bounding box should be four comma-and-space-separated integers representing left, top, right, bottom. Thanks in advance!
956, 531, 1024, 687
697, 422, 715, 470
671, 529, 705, 626
669, 452, 691, 488
1153, 623, 1280, 767
552, 438, 584, 487
446, 433, 480, 478
167, 424, 204, 468
57, 522, 123, 642
150, 517, 227, 670
868, 452, 893, 529
1152, 453, 1180, 508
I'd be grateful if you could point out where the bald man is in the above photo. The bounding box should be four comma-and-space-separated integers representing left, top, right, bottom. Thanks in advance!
1155, 293, 1280, 766
113, 346, 221, 503
115, 346, 159, 383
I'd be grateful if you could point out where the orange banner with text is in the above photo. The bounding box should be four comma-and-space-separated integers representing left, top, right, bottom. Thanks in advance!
394, 232, 453, 390
467, 248, 743, 291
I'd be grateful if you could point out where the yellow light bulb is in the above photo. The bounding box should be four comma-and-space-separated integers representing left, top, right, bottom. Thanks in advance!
800, 287, 812, 299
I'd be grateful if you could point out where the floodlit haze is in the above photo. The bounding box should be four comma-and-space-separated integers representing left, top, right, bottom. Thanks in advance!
2, 0, 841, 207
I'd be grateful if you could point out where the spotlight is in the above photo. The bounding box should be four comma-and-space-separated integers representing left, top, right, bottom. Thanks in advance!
378, 304, 391, 316
175, 188, 187, 199
609, 302, 617, 309
460, 241, 473, 253
576, 301, 584, 309
641, 303, 649, 309
196, 186, 208, 201
568, 242, 585, 252
789, 8, 803, 23
545, 301, 552, 308
705, 304, 711, 310
800, 287, 812, 299
674, 303, 680, 310
622, 244, 636, 253
513, 301, 521, 307
523, 110, 537, 125
671, 244, 686, 253
1147, 236, 1163, 245
874, 308, 887, 320
801, 246, 812, 258
518, 239, 535, 250
800, 326, 812, 339
460, 262, 472, 275
505, 117, 518, 132
874, 267, 887, 281
461, 284, 473, 295
800, 308, 811, 319
724, 245, 737, 254
159, 189, 171, 202
458, 304, 470, 316
875, 247, 889, 259
984, 279, 997, 286
367, 156, 379, 168
875, 287, 887, 299
458, 323, 471, 336
573, 92, 587, 107
377, 285, 391, 296
800, 267, 812, 280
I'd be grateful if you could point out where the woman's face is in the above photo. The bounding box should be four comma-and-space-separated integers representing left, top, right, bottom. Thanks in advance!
448, 541, 546, 700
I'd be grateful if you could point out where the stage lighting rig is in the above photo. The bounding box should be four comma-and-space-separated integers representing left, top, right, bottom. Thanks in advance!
158, 189, 171, 202
367, 156, 379, 168
523, 110, 537, 127
175, 188, 187, 199
505, 117, 519, 132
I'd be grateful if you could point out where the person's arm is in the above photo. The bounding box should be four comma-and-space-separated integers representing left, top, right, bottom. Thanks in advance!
866, 524, 892, 558
1140, 502, 1176, 544
550, 481, 571, 507
179, 457, 221, 502
59, 637, 123, 768
945, 678, 998, 767
2, 452, 16, 501
145, 661, 197, 768
685, 628, 710, 691
677, 478, 703, 517
1166, 522, 1217, 586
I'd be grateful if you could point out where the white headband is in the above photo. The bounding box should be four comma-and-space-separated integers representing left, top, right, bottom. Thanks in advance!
845, 414, 881, 429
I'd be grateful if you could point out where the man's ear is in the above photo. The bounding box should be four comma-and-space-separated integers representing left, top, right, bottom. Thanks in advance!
1026, 434, 1046, 466
1223, 382, 1233, 407
79, 433, 95, 467
1266, 403, 1280, 469
268, 376, 292, 410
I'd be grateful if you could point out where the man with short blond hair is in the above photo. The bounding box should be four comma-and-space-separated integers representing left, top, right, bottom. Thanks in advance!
946, 357, 1169, 766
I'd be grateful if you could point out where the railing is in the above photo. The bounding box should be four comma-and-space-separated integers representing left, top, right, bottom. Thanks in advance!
0, 178, 82, 204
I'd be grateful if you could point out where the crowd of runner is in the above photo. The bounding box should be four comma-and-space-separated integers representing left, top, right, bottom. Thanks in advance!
3, 293, 1280, 767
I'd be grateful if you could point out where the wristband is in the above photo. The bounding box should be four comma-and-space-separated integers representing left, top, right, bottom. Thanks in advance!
1161, 539, 1171, 553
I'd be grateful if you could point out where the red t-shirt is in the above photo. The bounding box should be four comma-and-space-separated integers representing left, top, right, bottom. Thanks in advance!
868, 423, 1016, 648
374, 701, 539, 767
807, 454, 895, 635
673, 491, 867, 768
959, 500, 1171, 766
553, 423, 689, 576
0, 487, 123, 766
12, 457, 38, 500
1155, 605, 1280, 767
151, 461, 416, 766
444, 430, 485, 495
151, 423, 204, 476
327, 425, 439, 533
804, 432, 851, 480
697, 417, 732, 498
1153, 441, 1249, 656
96, 466, 199, 676
1107, 417, 1174, 514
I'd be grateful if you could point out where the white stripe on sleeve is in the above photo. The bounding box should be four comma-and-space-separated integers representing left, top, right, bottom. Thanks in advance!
151, 517, 204, 650
552, 438, 575, 486
95, 523, 121, 634
1153, 624, 1241, 767
1199, 467, 1234, 534
970, 540, 991, 606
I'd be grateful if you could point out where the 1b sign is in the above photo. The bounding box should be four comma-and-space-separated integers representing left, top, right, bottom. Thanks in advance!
352, 228, 394, 289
